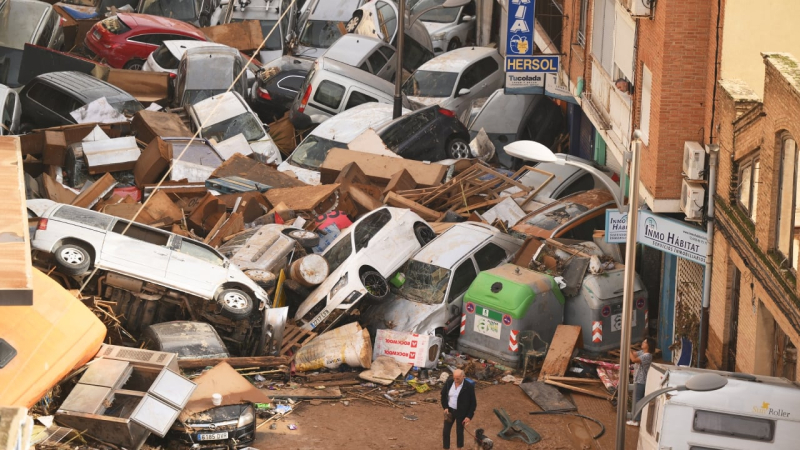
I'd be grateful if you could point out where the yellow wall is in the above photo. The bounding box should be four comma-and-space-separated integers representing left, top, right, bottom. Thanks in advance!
721, 0, 800, 96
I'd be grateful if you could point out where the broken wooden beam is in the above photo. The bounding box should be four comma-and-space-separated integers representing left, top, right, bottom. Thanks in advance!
543, 379, 613, 400
178, 355, 291, 370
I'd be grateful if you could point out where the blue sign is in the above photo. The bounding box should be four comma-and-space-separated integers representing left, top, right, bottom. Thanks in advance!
504, 0, 562, 94
506, 0, 535, 57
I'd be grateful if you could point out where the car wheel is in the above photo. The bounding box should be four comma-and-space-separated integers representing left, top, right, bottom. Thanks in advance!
54, 243, 91, 276
447, 38, 461, 51
447, 137, 471, 159
123, 59, 145, 70
282, 228, 320, 248
216, 288, 254, 320
345, 14, 361, 32
360, 270, 389, 300
414, 223, 435, 246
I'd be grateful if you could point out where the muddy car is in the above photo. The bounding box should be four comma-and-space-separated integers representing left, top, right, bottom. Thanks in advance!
361, 222, 522, 336
510, 189, 615, 241
295, 207, 435, 332
30, 204, 270, 320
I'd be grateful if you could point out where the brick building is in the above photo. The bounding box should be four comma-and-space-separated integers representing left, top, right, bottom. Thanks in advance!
707, 54, 800, 379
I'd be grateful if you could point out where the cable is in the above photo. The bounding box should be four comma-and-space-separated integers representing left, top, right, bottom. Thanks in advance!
77, 1, 297, 296
528, 411, 606, 439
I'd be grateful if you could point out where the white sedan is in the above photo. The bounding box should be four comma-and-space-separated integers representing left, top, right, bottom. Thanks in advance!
411, 0, 476, 54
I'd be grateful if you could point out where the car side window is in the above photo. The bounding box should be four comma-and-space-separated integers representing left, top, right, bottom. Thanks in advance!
26, 83, 80, 120
313, 80, 345, 110
561, 210, 607, 240
52, 205, 114, 229
557, 173, 595, 199
379, 108, 436, 151
345, 90, 378, 110
35, 12, 58, 47
447, 259, 477, 302
128, 34, 159, 45
457, 63, 482, 91
474, 242, 509, 271
279, 75, 304, 92
476, 56, 499, 80
376, 1, 397, 39
353, 209, 391, 251
378, 45, 395, 61
2, 94, 15, 131
177, 238, 224, 266
111, 220, 171, 246
367, 50, 388, 74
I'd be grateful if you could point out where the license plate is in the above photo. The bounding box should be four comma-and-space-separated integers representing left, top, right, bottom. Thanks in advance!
310, 308, 330, 328
198, 432, 228, 441
92, 29, 101, 40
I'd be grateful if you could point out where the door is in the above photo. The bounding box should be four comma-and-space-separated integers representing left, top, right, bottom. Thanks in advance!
375, 45, 396, 81
726, 266, 741, 372
166, 237, 228, 298
99, 220, 172, 281
443, 258, 478, 332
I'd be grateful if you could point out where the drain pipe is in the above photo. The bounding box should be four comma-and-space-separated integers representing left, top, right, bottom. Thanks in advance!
698, 144, 719, 368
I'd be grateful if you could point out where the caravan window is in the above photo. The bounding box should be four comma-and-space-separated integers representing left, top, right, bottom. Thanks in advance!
693, 410, 774, 442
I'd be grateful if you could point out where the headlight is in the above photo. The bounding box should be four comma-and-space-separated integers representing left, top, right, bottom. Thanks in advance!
329, 274, 349, 299
341, 290, 362, 305
433, 32, 446, 41
237, 405, 255, 428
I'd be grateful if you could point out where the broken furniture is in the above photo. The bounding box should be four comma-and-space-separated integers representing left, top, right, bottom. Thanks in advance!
493, 408, 541, 444
55, 344, 196, 450
519, 330, 549, 380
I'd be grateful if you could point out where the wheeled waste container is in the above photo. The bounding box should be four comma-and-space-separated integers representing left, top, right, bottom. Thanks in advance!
456, 264, 564, 367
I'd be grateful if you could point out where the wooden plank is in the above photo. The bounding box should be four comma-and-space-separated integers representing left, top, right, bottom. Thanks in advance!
208, 212, 244, 248
544, 376, 603, 384
203, 213, 228, 244
210, 153, 306, 189
41, 173, 77, 204
0, 137, 34, 305
346, 185, 383, 212
264, 184, 339, 212
538, 325, 582, 380
383, 169, 416, 195
319, 148, 447, 187
301, 372, 359, 382
201, 20, 264, 52
178, 356, 291, 370
142, 190, 183, 225
384, 192, 442, 221
543, 379, 612, 400
71, 172, 117, 210
266, 387, 342, 400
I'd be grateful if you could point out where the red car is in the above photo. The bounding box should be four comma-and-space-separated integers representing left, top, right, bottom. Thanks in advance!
84, 13, 208, 70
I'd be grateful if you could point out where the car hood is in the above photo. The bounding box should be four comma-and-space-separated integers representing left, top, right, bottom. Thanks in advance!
259, 49, 283, 66
408, 96, 446, 107
363, 293, 443, 335
422, 21, 452, 36
277, 160, 321, 185
292, 45, 325, 60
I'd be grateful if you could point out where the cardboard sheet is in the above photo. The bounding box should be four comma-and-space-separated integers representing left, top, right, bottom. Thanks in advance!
179, 362, 271, 421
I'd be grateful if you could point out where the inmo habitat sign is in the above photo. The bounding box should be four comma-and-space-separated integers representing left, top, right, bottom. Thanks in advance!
605, 209, 708, 265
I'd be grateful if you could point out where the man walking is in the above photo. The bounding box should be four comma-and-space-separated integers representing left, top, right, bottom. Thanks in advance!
627, 337, 655, 426
440, 369, 477, 449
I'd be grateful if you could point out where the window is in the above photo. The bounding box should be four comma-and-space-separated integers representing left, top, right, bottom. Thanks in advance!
367, 50, 388, 74
737, 154, 760, 222
591, 0, 615, 74
112, 221, 170, 246
577, 0, 588, 47
380, 108, 435, 151
378, 46, 395, 61
693, 410, 775, 442
26, 83, 80, 120
128, 34, 163, 45
777, 136, 799, 271
640, 64, 652, 145
53, 205, 113, 229
313, 80, 345, 110
177, 239, 224, 266
557, 173, 595, 199
152, 44, 179, 70
474, 243, 508, 271
376, 1, 397, 41
353, 209, 391, 251
2, 93, 15, 132
278, 75, 304, 92
35, 11, 58, 47
345, 90, 378, 110
447, 260, 477, 302
645, 401, 657, 436
402, 35, 434, 72
457, 64, 483, 91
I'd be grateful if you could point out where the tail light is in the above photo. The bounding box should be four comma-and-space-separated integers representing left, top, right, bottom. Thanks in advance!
257, 87, 272, 101
298, 85, 312, 113
169, 72, 177, 79
438, 107, 456, 118
37, 218, 48, 231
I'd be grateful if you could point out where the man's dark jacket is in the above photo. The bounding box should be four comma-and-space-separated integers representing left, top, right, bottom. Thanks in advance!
440, 378, 477, 420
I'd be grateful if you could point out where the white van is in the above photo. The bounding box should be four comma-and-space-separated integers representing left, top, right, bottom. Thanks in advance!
638, 363, 800, 450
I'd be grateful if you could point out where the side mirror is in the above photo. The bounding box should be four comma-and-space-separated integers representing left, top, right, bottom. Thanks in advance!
461, 14, 473, 22
458, 88, 471, 97
449, 304, 460, 316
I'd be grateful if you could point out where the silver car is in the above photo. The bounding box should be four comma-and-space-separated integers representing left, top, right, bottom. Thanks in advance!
31, 204, 270, 320
0, 83, 21, 135
410, 0, 476, 54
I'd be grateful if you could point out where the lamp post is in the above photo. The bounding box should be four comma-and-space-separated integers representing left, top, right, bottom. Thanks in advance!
393, 0, 470, 118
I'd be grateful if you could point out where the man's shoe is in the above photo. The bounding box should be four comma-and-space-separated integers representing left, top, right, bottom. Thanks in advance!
626, 420, 639, 426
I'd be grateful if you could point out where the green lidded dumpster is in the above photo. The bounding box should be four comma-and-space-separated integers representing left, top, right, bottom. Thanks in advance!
457, 264, 564, 367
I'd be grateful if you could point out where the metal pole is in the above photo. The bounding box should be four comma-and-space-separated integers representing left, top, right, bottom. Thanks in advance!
615, 130, 642, 450
698, 144, 719, 367
393, 0, 406, 119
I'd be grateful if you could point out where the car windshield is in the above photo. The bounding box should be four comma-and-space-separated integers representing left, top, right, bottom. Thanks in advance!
231, 19, 282, 50
287, 135, 346, 169
392, 260, 450, 305
299, 20, 344, 48
323, 232, 353, 273
412, 0, 460, 23
100, 15, 132, 35
153, 44, 179, 69
183, 89, 228, 106
402, 70, 457, 97
140, 0, 198, 21
523, 203, 589, 231
201, 111, 265, 142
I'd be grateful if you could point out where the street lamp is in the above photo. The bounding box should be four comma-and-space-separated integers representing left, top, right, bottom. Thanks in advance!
393, 0, 470, 118
504, 140, 625, 209
632, 372, 728, 419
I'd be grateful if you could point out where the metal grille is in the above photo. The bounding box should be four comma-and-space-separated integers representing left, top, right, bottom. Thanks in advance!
676, 258, 704, 314
115, 348, 156, 362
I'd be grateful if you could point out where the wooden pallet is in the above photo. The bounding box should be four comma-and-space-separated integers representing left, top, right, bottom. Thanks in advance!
280, 323, 317, 355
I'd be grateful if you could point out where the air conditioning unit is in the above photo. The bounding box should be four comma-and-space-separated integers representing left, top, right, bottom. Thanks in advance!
681, 179, 705, 220
96, 344, 179, 372
683, 141, 706, 180
628, 0, 653, 16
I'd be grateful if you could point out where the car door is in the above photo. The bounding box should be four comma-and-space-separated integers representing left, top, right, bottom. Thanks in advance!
352, 209, 402, 275
24, 82, 81, 127
473, 241, 514, 271
99, 220, 172, 282
166, 237, 228, 298
451, 62, 482, 115
443, 258, 478, 333
470, 56, 501, 100
375, 45, 396, 81
1, 91, 20, 135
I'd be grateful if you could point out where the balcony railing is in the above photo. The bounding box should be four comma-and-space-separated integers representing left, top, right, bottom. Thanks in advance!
590, 60, 632, 149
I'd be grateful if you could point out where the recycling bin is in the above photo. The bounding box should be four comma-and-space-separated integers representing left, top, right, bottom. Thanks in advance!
457, 264, 564, 367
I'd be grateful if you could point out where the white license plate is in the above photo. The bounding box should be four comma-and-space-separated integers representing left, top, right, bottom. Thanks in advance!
198, 432, 228, 441
310, 308, 330, 328
92, 29, 101, 40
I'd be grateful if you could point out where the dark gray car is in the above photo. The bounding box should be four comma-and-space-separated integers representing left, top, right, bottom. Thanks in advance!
174, 46, 249, 107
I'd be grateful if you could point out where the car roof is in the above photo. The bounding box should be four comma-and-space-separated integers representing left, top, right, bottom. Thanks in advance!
317, 56, 395, 94
323, 35, 384, 67
118, 12, 205, 36
192, 91, 248, 124
412, 223, 496, 268
417, 46, 498, 73
310, 102, 397, 142
34, 71, 137, 104
164, 40, 225, 57
0, 0, 50, 50
232, 0, 282, 20
512, 189, 614, 237
185, 45, 240, 60
309, 0, 362, 21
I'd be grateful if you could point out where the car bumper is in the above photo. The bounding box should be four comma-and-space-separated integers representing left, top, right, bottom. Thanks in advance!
167, 422, 256, 449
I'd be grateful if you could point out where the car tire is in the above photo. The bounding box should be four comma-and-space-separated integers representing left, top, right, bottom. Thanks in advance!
123, 59, 145, 70
446, 137, 471, 159
345, 13, 362, 33
216, 288, 255, 320
447, 38, 461, 51
413, 223, 435, 246
54, 243, 91, 276
360, 270, 389, 300
282, 228, 320, 248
